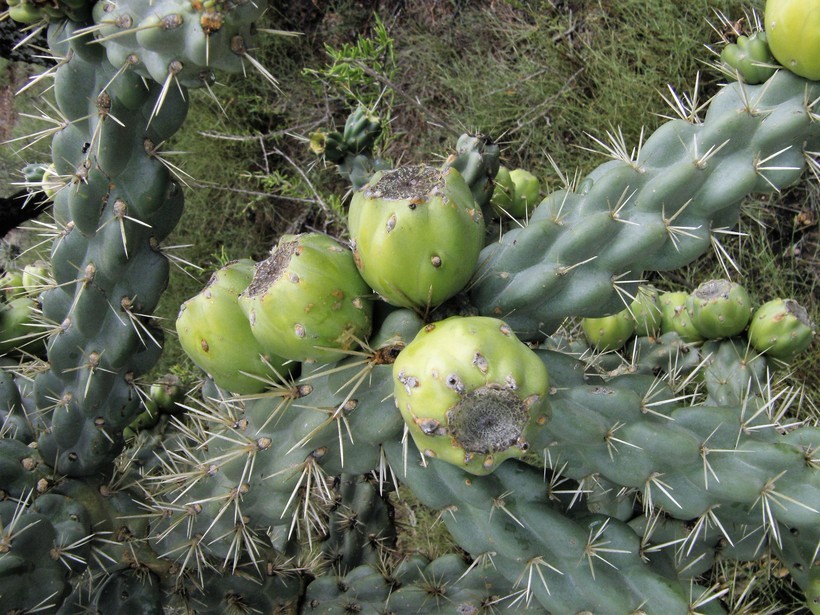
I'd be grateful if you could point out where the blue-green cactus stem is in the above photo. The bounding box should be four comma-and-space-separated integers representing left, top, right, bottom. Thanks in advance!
528, 349, 819, 532
32, 22, 190, 476
144, 310, 421, 578
381, 440, 702, 614
90, 0, 268, 88
471, 70, 820, 339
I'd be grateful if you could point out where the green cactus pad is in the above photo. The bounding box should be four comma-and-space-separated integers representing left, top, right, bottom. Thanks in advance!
239, 233, 373, 363
748, 298, 815, 361
687, 279, 752, 339
349, 165, 485, 309
393, 315, 550, 475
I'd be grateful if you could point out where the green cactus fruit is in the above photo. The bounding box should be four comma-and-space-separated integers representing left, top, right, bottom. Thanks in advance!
659, 291, 704, 343
748, 298, 815, 361
581, 308, 636, 352
349, 165, 485, 309
393, 315, 550, 475
0, 296, 44, 356
720, 32, 777, 83
687, 279, 752, 339
239, 233, 373, 363
630, 286, 663, 337
490, 165, 514, 214
508, 168, 541, 217
490, 167, 541, 218
149, 374, 184, 413
0, 271, 24, 301
765, 0, 820, 80
176, 259, 292, 393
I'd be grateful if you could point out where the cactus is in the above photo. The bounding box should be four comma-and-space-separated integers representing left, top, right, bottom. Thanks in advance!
469, 70, 820, 338
1, 4, 819, 614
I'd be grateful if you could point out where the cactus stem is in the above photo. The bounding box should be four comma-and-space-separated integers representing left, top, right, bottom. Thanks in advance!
581, 126, 645, 171
280, 454, 333, 546
490, 490, 525, 527
691, 137, 730, 169
146, 142, 195, 187
609, 186, 639, 221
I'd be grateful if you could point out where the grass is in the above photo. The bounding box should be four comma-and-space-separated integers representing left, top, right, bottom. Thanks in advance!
1, 0, 817, 612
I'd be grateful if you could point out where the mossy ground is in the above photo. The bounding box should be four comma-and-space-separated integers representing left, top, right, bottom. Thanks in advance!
1, 0, 816, 611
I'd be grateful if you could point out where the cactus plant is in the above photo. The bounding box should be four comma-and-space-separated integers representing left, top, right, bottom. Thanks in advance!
1, 3, 818, 614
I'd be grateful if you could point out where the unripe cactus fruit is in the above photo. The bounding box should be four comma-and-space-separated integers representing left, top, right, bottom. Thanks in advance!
392, 316, 550, 475
720, 32, 776, 84
687, 279, 752, 339
748, 298, 815, 361
176, 259, 291, 393
659, 291, 704, 343
630, 286, 663, 337
239, 233, 373, 363
348, 165, 485, 309
765, 0, 820, 80
582, 308, 636, 352
490, 166, 541, 218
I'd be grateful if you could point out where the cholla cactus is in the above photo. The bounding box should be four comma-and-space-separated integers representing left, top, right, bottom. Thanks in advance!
1, 3, 818, 614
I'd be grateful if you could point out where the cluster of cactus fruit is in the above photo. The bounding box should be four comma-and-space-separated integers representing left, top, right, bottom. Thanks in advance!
1, 0, 819, 613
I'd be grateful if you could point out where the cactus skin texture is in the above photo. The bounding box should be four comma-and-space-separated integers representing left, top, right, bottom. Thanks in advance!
349, 165, 485, 310
393, 316, 550, 475
90, 0, 267, 87
32, 22, 188, 476
471, 70, 820, 339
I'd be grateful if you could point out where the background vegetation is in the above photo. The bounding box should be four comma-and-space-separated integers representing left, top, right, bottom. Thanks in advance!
1, 1, 816, 610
